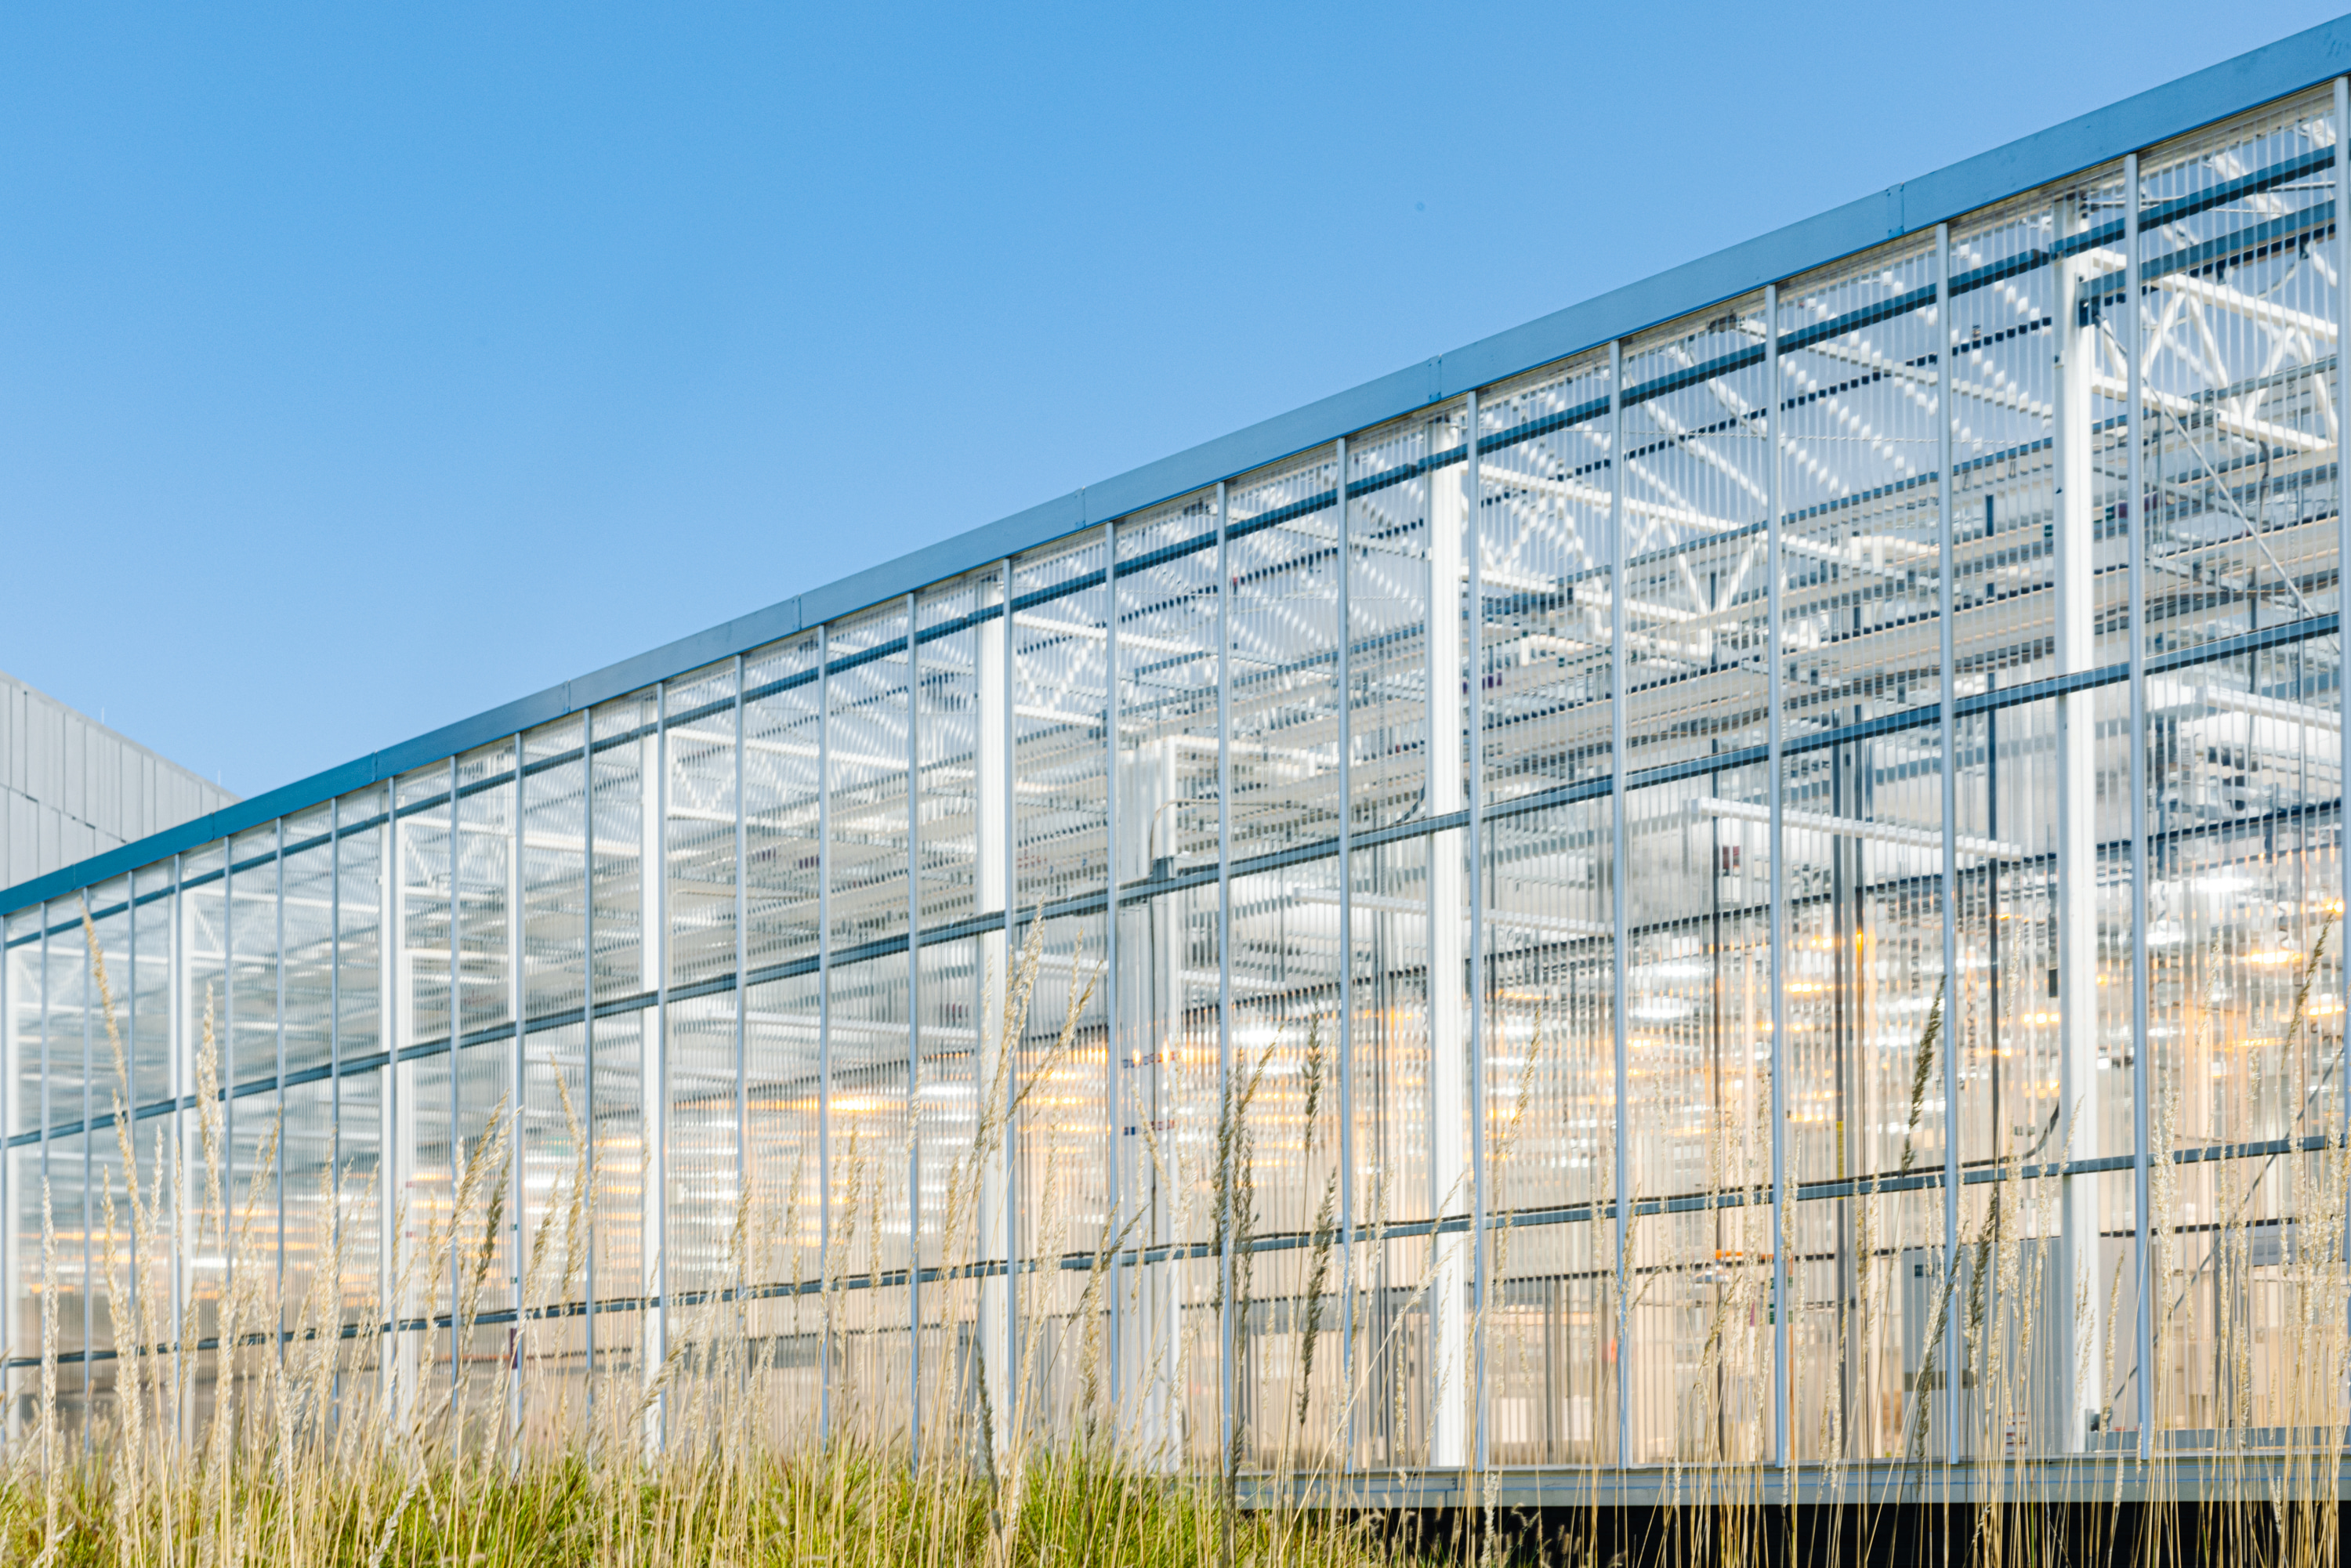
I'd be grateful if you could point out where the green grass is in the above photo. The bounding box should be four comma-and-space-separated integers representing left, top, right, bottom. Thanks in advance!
0, 1440, 1459, 1568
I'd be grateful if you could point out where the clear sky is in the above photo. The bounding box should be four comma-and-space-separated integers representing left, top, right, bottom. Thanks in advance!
5, 2, 2342, 801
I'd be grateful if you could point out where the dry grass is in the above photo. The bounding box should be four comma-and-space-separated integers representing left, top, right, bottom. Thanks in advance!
0, 907, 1461, 1568
5, 899, 2349, 1567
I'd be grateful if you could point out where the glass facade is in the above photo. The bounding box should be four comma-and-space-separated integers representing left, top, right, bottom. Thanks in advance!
5, 75, 2351, 1493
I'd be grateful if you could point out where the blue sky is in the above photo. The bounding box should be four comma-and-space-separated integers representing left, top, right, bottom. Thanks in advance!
5, 2, 2342, 798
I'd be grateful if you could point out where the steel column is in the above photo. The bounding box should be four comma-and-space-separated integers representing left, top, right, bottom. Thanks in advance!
447, 761, 461, 1390
1766, 281, 1790, 1467
2124, 150, 2157, 1455
580, 711, 597, 1399
276, 817, 288, 1370
1000, 559, 1020, 1438
1216, 480, 1234, 1484
905, 595, 923, 1456
2335, 74, 2350, 1353
1608, 337, 1632, 1470
509, 738, 527, 1436
817, 625, 834, 1442
733, 655, 749, 1392
1936, 223, 1965, 1456
1334, 436, 1356, 1468
1099, 521, 1121, 1425
1465, 389, 1491, 1474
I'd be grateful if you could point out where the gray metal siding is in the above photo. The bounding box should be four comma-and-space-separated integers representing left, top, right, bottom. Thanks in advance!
0, 670, 235, 891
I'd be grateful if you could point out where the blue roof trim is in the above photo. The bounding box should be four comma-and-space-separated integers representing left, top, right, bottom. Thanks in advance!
9, 17, 2351, 919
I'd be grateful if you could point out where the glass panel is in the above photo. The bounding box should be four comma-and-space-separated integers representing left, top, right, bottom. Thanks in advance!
515, 1021, 589, 1436
397, 767, 453, 1052
2136, 88, 2338, 656
825, 609, 912, 956
1012, 536, 1110, 911
131, 884, 173, 1110
744, 634, 824, 976
589, 693, 656, 1006
457, 741, 516, 1041
7, 926, 39, 1136
520, 719, 587, 1024
47, 914, 87, 1136
281, 839, 333, 1078
336, 814, 384, 1067
916, 578, 987, 933
666, 993, 737, 1302
666, 659, 740, 991
1227, 450, 1343, 864
1621, 763, 1773, 1466
744, 972, 823, 1447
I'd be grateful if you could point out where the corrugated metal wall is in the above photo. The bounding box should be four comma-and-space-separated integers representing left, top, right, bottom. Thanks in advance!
0, 670, 235, 889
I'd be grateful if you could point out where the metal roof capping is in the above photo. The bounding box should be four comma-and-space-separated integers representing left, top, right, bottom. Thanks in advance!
10, 13, 2351, 918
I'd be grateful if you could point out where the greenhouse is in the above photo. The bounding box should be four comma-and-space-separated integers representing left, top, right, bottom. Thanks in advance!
8, 25, 2351, 1505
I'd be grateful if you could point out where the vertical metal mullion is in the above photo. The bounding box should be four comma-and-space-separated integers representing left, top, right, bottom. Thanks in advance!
1765, 281, 1791, 1468
82, 902, 94, 1437
382, 800, 400, 1406
275, 817, 288, 1369
999, 559, 1020, 1427
172, 856, 188, 1439
328, 797, 342, 1416
904, 594, 923, 1458
1607, 338, 1632, 1472
126, 873, 139, 1389
508, 738, 526, 1432
817, 625, 834, 1442
2124, 149, 2157, 1456
170, 856, 187, 1440
1334, 436, 1356, 1469
2336, 75, 2351, 1347
581, 714, 597, 1394
1465, 392, 1491, 1475
223, 846, 235, 1345
733, 655, 749, 1379
37, 919, 48, 1470
1100, 522, 1122, 1420
1215, 480, 1235, 1487
650, 683, 671, 1444
0, 915, 9, 1441
447, 759, 462, 1389
0, 919, 10, 1443
1936, 223, 1965, 1454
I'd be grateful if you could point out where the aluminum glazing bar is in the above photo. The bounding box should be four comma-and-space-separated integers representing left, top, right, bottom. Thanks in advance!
1334, 438, 1355, 1470
1466, 389, 1490, 1476
35, 921, 45, 1465
2338, 74, 2351, 1353
173, 853, 189, 1443
0, 899, 9, 1444
1936, 222, 1965, 1459
647, 683, 671, 1451
817, 627, 833, 1442
1216, 480, 1235, 1497
1766, 281, 1790, 1468
82, 889, 95, 1436
904, 595, 923, 1457
2125, 151, 2156, 1458
1608, 337, 1632, 1472
733, 653, 749, 1407
509, 737, 526, 1438
447, 761, 460, 1392
1000, 558, 1021, 1441
580, 709, 597, 1402
1099, 522, 1121, 1426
